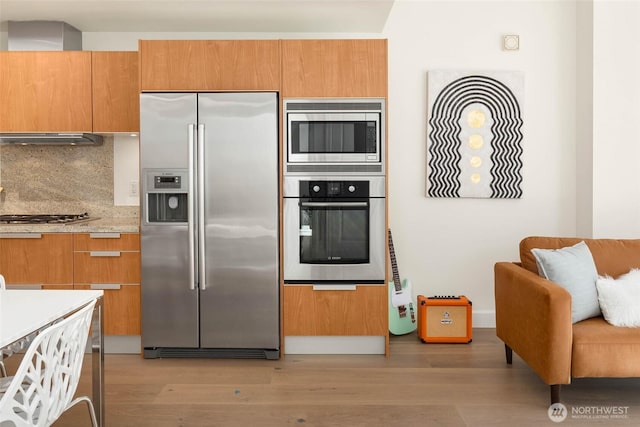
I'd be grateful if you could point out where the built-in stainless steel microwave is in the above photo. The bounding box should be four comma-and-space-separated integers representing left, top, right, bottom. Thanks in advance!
284, 98, 385, 175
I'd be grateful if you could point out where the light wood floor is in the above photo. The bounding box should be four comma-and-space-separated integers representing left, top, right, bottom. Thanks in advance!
5, 329, 640, 426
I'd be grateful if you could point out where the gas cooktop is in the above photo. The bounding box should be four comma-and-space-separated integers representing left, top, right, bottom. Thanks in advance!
0, 213, 94, 225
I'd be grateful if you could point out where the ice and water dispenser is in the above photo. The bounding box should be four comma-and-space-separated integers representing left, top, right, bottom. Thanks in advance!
143, 170, 189, 223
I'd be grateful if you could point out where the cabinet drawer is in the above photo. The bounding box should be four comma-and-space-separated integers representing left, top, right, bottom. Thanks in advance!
3, 284, 74, 290
74, 232, 140, 251
75, 284, 141, 335
73, 251, 140, 283
283, 284, 387, 336
0, 233, 73, 284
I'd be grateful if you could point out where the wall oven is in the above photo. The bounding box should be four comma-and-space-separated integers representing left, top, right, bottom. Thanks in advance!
284, 98, 385, 175
284, 176, 386, 283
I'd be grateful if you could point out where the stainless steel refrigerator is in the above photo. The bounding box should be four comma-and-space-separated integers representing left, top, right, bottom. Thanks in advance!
139, 92, 279, 359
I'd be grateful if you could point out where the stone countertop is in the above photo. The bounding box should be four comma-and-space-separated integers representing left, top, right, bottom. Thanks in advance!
0, 217, 140, 234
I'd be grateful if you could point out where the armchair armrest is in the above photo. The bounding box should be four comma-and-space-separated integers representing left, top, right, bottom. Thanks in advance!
494, 262, 573, 385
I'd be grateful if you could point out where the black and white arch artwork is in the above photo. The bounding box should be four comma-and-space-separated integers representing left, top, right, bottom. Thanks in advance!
426, 70, 524, 198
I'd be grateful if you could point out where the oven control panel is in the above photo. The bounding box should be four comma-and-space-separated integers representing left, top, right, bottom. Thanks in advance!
300, 180, 369, 198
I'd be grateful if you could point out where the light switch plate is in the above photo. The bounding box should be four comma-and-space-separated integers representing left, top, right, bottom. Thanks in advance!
128, 181, 139, 197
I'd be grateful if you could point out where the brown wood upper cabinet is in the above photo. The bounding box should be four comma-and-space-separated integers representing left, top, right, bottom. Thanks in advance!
0, 51, 139, 133
139, 40, 280, 91
0, 51, 92, 132
281, 39, 388, 98
92, 51, 140, 133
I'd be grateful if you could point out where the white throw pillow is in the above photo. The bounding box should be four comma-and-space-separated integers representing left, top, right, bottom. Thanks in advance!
596, 268, 640, 327
531, 241, 601, 323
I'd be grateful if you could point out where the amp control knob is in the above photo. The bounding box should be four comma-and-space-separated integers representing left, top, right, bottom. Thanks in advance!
348, 185, 356, 193
313, 185, 321, 193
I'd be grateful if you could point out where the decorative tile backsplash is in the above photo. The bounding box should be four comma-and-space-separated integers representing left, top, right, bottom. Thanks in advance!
0, 136, 138, 218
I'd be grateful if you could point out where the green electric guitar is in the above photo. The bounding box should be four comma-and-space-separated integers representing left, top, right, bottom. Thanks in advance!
388, 229, 417, 335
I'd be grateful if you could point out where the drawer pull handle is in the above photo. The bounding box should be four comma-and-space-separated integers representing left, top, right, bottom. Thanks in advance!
312, 284, 357, 291
90, 283, 121, 290
0, 233, 42, 239
89, 232, 121, 239
6, 284, 43, 290
89, 251, 121, 257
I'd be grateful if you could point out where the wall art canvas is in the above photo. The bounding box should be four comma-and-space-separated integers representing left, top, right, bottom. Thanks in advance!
426, 70, 524, 198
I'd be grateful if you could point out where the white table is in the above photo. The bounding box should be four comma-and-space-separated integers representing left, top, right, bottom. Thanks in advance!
0, 290, 105, 426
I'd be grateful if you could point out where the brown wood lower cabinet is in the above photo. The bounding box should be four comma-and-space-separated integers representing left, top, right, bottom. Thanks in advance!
73, 233, 141, 335
0, 232, 141, 336
283, 284, 387, 336
0, 233, 73, 285
74, 284, 141, 335
73, 251, 140, 284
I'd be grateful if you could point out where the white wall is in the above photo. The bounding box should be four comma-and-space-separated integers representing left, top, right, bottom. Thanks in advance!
82, 1, 582, 326
82, 31, 381, 50
383, 1, 578, 325
592, 1, 640, 238
576, 1, 594, 237
113, 134, 140, 206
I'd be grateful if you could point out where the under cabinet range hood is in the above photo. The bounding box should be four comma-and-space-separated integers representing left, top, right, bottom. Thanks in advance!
0, 133, 103, 146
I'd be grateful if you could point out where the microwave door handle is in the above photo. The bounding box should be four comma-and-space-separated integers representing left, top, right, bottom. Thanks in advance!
188, 124, 196, 291
197, 124, 207, 291
299, 202, 369, 208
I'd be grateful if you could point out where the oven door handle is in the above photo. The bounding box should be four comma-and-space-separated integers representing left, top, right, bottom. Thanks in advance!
299, 202, 368, 208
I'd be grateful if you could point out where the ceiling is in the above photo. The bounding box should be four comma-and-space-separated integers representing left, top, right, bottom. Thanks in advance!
0, 0, 395, 33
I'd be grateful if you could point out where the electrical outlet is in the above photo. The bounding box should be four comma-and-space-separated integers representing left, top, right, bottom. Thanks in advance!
128, 181, 138, 197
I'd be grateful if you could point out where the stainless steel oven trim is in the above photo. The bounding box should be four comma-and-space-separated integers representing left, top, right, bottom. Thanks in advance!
283, 176, 386, 283
284, 176, 385, 198
299, 201, 368, 208
283, 197, 385, 283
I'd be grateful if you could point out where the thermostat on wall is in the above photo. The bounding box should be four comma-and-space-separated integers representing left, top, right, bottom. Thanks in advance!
503, 35, 520, 51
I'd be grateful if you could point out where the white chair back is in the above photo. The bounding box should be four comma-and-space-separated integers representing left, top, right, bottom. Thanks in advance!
0, 274, 6, 377
0, 299, 97, 426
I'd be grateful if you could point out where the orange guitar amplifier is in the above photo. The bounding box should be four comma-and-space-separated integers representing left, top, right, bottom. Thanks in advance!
417, 295, 472, 343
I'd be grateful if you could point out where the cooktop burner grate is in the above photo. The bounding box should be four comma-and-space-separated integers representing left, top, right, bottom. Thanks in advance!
0, 212, 92, 224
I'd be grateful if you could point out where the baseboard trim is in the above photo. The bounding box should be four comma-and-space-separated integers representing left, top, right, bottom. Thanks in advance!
96, 316, 495, 356
473, 310, 495, 328
285, 336, 386, 354
104, 335, 141, 354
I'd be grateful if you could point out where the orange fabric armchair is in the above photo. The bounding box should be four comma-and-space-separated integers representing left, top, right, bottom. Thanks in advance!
494, 236, 640, 404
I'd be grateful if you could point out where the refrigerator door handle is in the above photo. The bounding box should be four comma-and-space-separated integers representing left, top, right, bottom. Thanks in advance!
188, 123, 197, 291
197, 123, 207, 291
